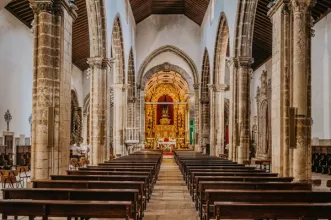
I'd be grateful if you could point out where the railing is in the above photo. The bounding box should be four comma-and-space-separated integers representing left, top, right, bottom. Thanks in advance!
125, 127, 140, 143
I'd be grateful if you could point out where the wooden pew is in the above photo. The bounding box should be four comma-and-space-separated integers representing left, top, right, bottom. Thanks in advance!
0, 200, 136, 220
33, 180, 147, 210
204, 189, 331, 220
3, 188, 141, 220
51, 175, 152, 200
214, 202, 331, 220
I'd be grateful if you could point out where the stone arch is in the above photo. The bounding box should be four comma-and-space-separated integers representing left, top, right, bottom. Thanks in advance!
86, 0, 107, 58
213, 12, 230, 85
138, 45, 198, 87
233, 0, 258, 57
200, 49, 211, 151
141, 63, 194, 92
71, 90, 82, 145
128, 48, 136, 100
111, 15, 125, 84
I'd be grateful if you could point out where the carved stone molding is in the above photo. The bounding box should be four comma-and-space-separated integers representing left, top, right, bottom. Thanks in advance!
87, 57, 113, 69
214, 84, 229, 92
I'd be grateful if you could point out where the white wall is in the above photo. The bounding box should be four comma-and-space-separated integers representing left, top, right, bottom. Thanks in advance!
249, 58, 272, 128
0, 9, 33, 137
136, 14, 201, 75
71, 65, 84, 107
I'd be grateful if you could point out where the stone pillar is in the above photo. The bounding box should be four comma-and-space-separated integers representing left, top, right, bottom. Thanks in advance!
112, 84, 124, 157
228, 58, 238, 161
214, 84, 229, 156
237, 57, 252, 164
30, 0, 77, 180
268, 0, 292, 176
88, 58, 110, 165
193, 84, 200, 152
139, 90, 145, 150
291, 0, 314, 181
209, 85, 215, 156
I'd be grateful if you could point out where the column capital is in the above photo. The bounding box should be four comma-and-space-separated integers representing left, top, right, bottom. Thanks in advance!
29, 0, 53, 14
267, 0, 290, 18
193, 84, 199, 90
214, 84, 230, 92
54, 0, 78, 19
87, 57, 114, 69
291, 0, 316, 13
237, 56, 254, 67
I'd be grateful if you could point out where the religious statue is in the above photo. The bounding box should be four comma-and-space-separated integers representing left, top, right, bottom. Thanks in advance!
160, 96, 171, 125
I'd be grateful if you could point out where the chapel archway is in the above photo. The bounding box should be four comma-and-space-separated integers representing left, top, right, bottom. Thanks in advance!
200, 49, 211, 154
144, 71, 190, 151
70, 90, 82, 145
212, 13, 230, 156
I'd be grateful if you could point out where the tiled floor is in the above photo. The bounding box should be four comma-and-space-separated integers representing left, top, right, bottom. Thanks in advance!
143, 158, 199, 220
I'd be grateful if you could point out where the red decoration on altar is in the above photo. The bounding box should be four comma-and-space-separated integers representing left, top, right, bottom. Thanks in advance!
164, 138, 169, 142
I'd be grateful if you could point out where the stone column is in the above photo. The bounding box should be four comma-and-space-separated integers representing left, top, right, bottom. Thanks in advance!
112, 84, 124, 157
193, 84, 200, 152
214, 84, 229, 156
208, 85, 215, 156
139, 90, 145, 150
88, 58, 110, 165
291, 0, 314, 181
268, 0, 291, 176
29, 0, 77, 180
237, 57, 252, 164
228, 58, 238, 161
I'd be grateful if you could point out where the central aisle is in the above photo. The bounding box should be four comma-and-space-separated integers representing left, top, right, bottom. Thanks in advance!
144, 158, 199, 220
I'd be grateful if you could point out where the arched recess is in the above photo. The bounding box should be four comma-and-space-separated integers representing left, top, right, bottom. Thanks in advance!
138, 45, 198, 87
200, 49, 211, 154
111, 16, 125, 84
70, 90, 82, 145
212, 12, 230, 156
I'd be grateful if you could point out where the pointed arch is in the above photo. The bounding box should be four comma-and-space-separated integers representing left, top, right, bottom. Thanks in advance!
201, 49, 210, 101
86, 0, 107, 58
138, 45, 198, 87
128, 48, 136, 100
111, 15, 125, 84
213, 12, 230, 85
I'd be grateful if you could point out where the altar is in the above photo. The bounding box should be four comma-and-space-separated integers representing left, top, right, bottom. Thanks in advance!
157, 141, 176, 151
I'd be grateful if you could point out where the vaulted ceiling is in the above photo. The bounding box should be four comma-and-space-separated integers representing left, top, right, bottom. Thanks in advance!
253, 0, 331, 70
5, 0, 90, 71
129, 0, 210, 25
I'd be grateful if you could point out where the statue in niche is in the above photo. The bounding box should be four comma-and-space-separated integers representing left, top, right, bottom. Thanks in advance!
160, 96, 171, 125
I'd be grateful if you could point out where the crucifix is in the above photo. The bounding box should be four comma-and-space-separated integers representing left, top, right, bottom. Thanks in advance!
4, 110, 12, 131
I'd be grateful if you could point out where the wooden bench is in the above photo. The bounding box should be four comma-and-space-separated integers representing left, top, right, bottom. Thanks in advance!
203, 189, 331, 220
0, 200, 136, 220
33, 180, 147, 209
214, 202, 331, 220
3, 188, 142, 219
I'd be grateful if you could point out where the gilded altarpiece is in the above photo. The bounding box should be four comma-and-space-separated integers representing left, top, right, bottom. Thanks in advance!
144, 84, 188, 150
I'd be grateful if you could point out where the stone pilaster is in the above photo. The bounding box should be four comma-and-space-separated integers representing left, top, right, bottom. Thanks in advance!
30, 0, 77, 180
112, 84, 125, 157
88, 57, 110, 165
268, 0, 291, 177
193, 84, 200, 152
237, 57, 253, 164
291, 0, 314, 181
139, 90, 145, 149
214, 84, 229, 156
228, 58, 238, 161
208, 84, 215, 156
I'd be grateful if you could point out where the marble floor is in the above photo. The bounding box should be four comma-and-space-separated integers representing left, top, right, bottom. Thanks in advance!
143, 158, 199, 220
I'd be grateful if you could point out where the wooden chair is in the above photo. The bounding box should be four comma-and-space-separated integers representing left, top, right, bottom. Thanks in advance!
70, 158, 79, 170
16, 166, 30, 183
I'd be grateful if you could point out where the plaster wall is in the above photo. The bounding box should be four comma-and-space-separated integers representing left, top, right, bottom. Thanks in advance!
312, 14, 331, 139
136, 14, 201, 76
71, 65, 84, 107
0, 9, 33, 137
